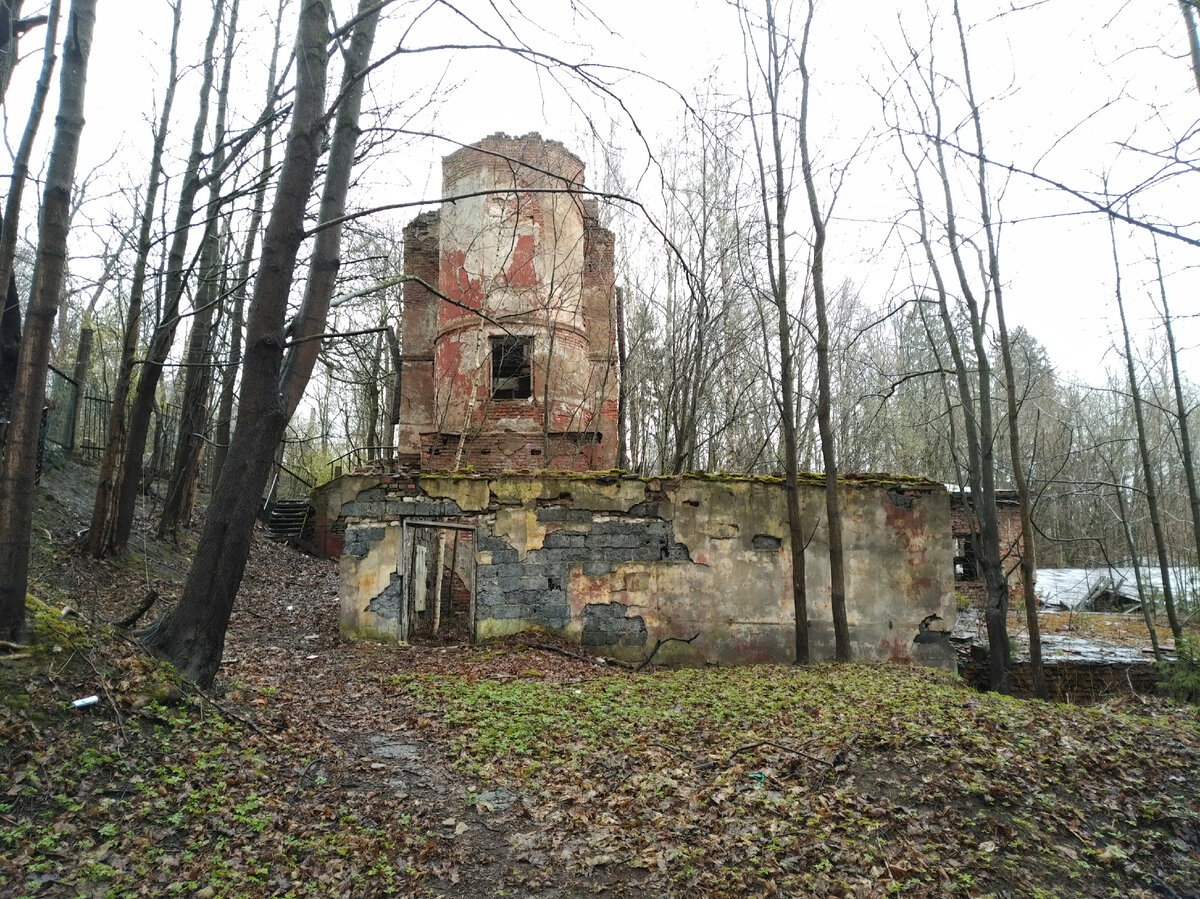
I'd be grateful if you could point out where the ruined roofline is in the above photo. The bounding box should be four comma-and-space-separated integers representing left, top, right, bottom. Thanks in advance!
330, 466, 945, 493
442, 132, 587, 188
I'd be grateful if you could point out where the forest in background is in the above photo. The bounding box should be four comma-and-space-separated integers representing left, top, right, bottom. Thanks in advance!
1, 0, 1199, 684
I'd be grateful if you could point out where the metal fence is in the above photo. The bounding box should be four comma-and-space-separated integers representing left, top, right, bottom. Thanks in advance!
39, 365, 215, 491
44, 365, 84, 451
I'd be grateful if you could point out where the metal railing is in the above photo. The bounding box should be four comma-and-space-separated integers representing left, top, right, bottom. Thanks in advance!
325, 445, 397, 479
264, 462, 316, 508
39, 366, 217, 490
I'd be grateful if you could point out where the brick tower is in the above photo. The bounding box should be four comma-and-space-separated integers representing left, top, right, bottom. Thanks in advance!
396, 133, 619, 472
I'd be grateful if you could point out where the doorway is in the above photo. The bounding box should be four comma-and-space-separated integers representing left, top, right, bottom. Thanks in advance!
399, 519, 476, 643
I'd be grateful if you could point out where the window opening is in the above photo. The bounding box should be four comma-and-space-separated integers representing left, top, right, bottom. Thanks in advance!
491, 336, 531, 399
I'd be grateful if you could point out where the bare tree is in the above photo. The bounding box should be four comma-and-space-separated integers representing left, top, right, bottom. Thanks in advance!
950, 1, 1045, 698
159, 0, 243, 540
796, 0, 850, 661
143, 0, 381, 685
0, 0, 97, 641
0, 0, 59, 414
110, 0, 228, 552
1153, 243, 1200, 599
85, 2, 182, 556
213, 0, 284, 486
1107, 210, 1181, 641
739, 0, 810, 663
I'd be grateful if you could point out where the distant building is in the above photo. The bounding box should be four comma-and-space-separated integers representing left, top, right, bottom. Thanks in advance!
950, 490, 1024, 606
396, 133, 619, 473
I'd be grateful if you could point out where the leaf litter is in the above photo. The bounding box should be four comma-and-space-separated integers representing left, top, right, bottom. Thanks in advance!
3, 464, 1200, 897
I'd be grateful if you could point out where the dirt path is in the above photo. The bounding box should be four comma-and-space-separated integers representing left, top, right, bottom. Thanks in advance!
26, 459, 650, 895
223, 537, 653, 897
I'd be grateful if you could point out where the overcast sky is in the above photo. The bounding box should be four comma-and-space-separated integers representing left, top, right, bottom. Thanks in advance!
9, 0, 1198, 384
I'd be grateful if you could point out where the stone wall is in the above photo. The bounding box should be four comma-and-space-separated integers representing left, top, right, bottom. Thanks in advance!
310, 472, 956, 668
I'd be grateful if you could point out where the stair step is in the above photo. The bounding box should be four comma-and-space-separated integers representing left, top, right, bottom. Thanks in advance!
265, 499, 312, 543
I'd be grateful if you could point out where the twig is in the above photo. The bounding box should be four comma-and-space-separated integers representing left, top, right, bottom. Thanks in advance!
727, 740, 833, 768
184, 684, 273, 740
0, 639, 25, 651
514, 640, 635, 668
112, 589, 159, 629
78, 648, 127, 745
636, 632, 701, 672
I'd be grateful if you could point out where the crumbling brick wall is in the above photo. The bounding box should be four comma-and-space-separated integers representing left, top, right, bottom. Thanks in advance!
951, 492, 1024, 608
396, 133, 619, 474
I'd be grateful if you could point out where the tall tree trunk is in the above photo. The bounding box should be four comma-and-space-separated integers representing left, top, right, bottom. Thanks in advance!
159, 0, 240, 539
1154, 246, 1200, 593
213, 0, 282, 482
0, 0, 96, 641
1107, 213, 1181, 641
85, 0, 181, 557
144, 0, 378, 686
797, 0, 849, 661
742, 0, 808, 663
0, 0, 60, 407
0, 0, 59, 315
279, 1, 377, 420
953, 1, 1046, 699
157, 218, 222, 539
111, 0, 225, 552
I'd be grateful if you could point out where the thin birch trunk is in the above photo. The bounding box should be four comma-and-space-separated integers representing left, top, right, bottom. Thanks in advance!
1107, 212, 1182, 641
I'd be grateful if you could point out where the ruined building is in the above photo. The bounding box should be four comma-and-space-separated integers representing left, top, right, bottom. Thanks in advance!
396, 133, 619, 473
307, 134, 957, 671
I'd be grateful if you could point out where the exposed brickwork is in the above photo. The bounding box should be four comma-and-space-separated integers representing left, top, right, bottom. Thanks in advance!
398, 134, 618, 474
951, 492, 1023, 607
319, 472, 956, 668
474, 508, 682, 634
960, 659, 1160, 702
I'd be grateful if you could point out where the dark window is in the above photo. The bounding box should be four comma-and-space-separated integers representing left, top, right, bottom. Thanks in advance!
954, 535, 977, 581
491, 336, 531, 399
551, 431, 602, 446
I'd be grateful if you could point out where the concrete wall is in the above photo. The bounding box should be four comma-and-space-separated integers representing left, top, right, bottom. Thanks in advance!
311, 472, 956, 669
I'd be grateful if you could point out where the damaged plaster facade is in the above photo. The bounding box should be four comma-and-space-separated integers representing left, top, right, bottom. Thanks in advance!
396, 133, 619, 473
310, 472, 957, 669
